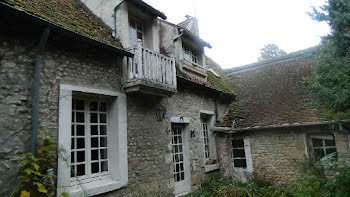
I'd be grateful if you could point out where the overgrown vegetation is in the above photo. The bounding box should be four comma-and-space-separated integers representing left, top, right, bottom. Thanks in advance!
186, 153, 350, 197
206, 57, 235, 94
258, 44, 287, 61
308, 0, 350, 120
10, 132, 68, 197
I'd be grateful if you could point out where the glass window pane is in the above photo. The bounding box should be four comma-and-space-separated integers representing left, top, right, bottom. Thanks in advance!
100, 114, 106, 123
77, 164, 85, 176
326, 148, 337, 155
77, 138, 85, 149
76, 100, 84, 110
91, 125, 98, 135
312, 138, 323, 147
71, 138, 75, 149
101, 161, 108, 172
90, 113, 98, 123
232, 140, 244, 148
72, 112, 75, 123
76, 112, 85, 123
91, 162, 99, 174
91, 150, 99, 161
90, 102, 98, 111
234, 159, 247, 168
71, 152, 75, 163
100, 149, 108, 159
137, 31, 143, 40
100, 137, 107, 147
99, 102, 107, 112
77, 151, 85, 162
71, 165, 75, 177
100, 125, 106, 135
71, 125, 75, 136
91, 137, 98, 148
77, 125, 85, 136
314, 148, 325, 160
325, 139, 335, 147
233, 149, 246, 158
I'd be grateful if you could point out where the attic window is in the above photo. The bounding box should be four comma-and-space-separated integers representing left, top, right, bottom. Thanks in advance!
183, 45, 197, 64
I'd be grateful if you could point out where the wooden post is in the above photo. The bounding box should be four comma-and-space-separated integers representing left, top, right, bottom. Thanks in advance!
172, 57, 177, 88
136, 39, 143, 79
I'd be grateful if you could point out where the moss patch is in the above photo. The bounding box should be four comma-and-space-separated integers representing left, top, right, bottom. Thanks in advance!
1, 0, 121, 47
205, 56, 235, 94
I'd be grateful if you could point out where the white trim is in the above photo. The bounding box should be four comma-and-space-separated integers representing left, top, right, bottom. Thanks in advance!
171, 116, 190, 124
57, 85, 127, 196
204, 163, 219, 172
200, 110, 214, 115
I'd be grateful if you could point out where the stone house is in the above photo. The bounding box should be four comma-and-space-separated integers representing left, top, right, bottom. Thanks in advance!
0, 0, 234, 196
214, 48, 350, 185
1, 0, 349, 196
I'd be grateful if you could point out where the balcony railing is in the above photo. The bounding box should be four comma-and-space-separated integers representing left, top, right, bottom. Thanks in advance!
122, 40, 177, 96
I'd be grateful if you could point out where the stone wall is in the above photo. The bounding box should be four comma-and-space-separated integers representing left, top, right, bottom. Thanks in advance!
0, 21, 122, 195
1, 20, 229, 196
217, 125, 350, 185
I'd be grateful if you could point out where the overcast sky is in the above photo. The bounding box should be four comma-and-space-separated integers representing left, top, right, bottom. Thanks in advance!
144, 0, 330, 69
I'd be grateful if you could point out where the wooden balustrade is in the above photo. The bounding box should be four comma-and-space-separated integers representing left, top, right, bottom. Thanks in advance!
122, 40, 177, 95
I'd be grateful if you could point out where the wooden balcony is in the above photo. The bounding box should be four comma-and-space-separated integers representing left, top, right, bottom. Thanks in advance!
122, 40, 177, 96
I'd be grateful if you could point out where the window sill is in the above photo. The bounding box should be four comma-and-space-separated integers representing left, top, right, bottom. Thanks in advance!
205, 163, 220, 173
67, 179, 126, 197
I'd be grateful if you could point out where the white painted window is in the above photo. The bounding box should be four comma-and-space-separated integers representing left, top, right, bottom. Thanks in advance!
70, 99, 109, 180
58, 85, 127, 197
231, 139, 253, 172
172, 126, 185, 182
202, 118, 210, 159
129, 17, 144, 48
183, 45, 198, 64
310, 135, 337, 161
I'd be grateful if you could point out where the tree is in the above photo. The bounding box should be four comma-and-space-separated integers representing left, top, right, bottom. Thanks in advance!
309, 0, 350, 119
258, 44, 287, 61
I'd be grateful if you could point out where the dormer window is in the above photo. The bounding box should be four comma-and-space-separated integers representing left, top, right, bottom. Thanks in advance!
129, 17, 144, 48
183, 45, 198, 64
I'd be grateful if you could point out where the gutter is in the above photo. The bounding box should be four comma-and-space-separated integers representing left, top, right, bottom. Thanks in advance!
31, 27, 50, 155
213, 120, 350, 134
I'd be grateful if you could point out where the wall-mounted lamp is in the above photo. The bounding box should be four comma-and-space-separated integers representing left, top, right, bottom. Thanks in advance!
155, 104, 166, 121
191, 129, 195, 138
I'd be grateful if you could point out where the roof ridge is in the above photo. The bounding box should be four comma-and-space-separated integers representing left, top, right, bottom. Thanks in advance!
225, 46, 319, 75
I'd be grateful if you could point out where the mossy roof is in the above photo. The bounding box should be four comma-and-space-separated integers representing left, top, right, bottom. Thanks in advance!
205, 56, 235, 94
1, 0, 122, 48
220, 48, 322, 128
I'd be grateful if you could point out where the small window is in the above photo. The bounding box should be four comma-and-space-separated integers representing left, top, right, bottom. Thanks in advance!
183, 45, 198, 64
231, 139, 247, 168
310, 135, 337, 161
202, 118, 210, 159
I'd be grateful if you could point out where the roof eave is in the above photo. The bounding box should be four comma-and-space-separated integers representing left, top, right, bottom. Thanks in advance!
0, 2, 133, 57
181, 29, 212, 48
130, 0, 167, 20
214, 120, 350, 134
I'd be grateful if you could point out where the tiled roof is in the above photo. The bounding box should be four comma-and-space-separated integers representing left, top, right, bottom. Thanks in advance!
1, 0, 122, 48
221, 47, 322, 128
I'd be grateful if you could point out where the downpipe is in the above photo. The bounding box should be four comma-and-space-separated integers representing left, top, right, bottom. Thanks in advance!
31, 27, 50, 155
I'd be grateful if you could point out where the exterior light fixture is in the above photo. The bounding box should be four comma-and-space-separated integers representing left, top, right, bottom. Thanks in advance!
191, 129, 195, 138
155, 104, 166, 121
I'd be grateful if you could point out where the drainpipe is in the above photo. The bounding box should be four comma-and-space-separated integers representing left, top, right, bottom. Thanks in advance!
214, 96, 219, 124
31, 27, 50, 155
172, 28, 184, 56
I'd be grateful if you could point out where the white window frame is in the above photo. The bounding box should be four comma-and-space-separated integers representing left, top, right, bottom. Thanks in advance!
129, 17, 144, 43
183, 45, 198, 64
230, 138, 253, 173
57, 84, 127, 197
309, 134, 337, 161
